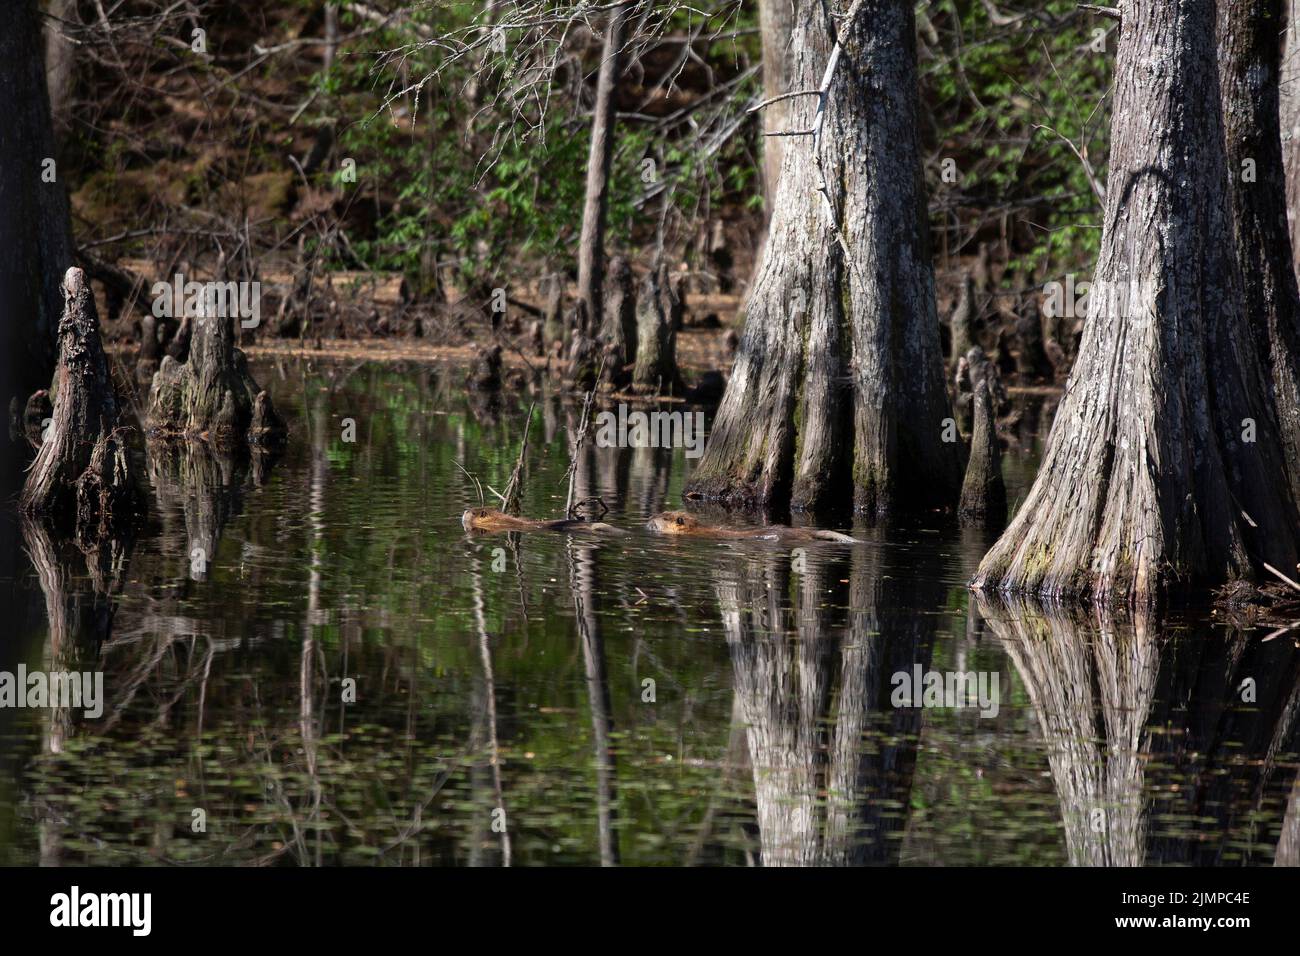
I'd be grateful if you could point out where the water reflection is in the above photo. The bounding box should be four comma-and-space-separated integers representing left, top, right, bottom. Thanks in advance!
978, 596, 1300, 866
717, 536, 943, 865
0, 359, 1295, 866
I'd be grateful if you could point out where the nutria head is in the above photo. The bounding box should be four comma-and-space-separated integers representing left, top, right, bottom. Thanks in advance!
646, 510, 700, 534
462, 507, 498, 531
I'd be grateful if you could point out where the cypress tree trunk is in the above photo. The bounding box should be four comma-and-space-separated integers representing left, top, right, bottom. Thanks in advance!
974, 0, 1300, 604
0, 0, 74, 406
1282, 0, 1300, 278
684, 0, 962, 516
575, 4, 631, 331
759, 0, 797, 205
44, 0, 76, 133
1218, 0, 1300, 508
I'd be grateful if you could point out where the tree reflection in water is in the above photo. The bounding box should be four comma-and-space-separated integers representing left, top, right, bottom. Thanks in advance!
977, 595, 1300, 866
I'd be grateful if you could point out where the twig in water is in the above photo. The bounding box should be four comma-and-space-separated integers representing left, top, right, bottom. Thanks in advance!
501, 401, 536, 516
455, 460, 486, 505
564, 356, 606, 518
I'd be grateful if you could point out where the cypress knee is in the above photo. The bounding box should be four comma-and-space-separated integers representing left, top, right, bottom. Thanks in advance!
145, 304, 285, 448
949, 274, 976, 365
959, 378, 1006, 524
1014, 298, 1051, 380
658, 263, 684, 333
632, 270, 681, 396
600, 256, 635, 388
21, 267, 141, 535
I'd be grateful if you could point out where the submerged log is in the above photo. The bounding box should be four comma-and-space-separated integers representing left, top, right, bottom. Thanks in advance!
959, 378, 1006, 523
145, 307, 285, 448
20, 268, 141, 537
632, 270, 681, 396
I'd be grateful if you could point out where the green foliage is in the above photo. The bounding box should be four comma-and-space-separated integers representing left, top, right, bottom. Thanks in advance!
923, 0, 1113, 280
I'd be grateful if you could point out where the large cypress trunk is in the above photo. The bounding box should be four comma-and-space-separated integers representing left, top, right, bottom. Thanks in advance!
1219, 0, 1300, 507
684, 0, 962, 516
0, 0, 74, 405
974, 0, 1300, 605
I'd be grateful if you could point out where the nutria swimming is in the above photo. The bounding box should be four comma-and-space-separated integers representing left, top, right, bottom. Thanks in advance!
461, 507, 626, 534
645, 511, 861, 543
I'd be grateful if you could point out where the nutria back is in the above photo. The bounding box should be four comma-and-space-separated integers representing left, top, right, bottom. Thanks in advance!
645, 510, 860, 543
462, 508, 538, 532
463, 508, 627, 535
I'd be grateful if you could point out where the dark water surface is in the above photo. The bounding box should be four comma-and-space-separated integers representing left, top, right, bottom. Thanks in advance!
1, 359, 1297, 866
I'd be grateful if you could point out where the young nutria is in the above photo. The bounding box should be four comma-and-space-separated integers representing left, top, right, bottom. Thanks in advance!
645, 511, 860, 543
461, 508, 625, 534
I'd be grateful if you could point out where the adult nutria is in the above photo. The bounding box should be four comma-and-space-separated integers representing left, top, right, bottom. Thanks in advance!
461, 508, 625, 535
645, 511, 860, 544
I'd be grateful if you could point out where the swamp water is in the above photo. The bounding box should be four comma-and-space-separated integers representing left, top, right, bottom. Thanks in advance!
0, 358, 1296, 866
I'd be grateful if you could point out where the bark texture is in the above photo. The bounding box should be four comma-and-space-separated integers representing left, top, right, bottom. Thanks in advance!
1218, 0, 1300, 509
0, 0, 75, 404
759, 0, 798, 204
145, 313, 285, 448
684, 0, 962, 516
20, 268, 139, 539
974, 0, 1300, 604
1282, 0, 1300, 279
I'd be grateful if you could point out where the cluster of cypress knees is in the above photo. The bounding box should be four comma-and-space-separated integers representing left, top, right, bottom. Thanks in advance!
15, 266, 285, 546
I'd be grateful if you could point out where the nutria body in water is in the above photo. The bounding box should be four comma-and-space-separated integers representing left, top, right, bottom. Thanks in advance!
461, 508, 625, 534
645, 511, 860, 543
